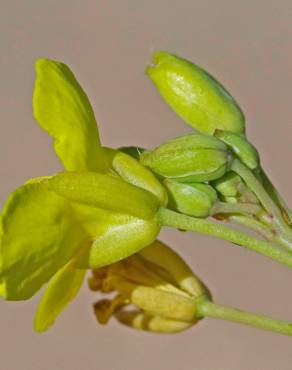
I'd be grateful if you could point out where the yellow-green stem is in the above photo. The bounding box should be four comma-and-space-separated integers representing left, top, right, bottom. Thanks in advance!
158, 207, 292, 269
197, 300, 292, 337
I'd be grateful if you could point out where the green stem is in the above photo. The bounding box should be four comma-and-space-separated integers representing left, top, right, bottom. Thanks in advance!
210, 201, 261, 216
197, 300, 292, 337
229, 214, 274, 240
231, 159, 292, 249
230, 214, 290, 251
258, 167, 292, 226
158, 207, 292, 269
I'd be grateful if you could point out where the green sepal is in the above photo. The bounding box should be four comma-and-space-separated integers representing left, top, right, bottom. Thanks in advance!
164, 179, 217, 217
106, 149, 168, 205
33, 58, 107, 172
84, 215, 161, 268
34, 258, 86, 332
140, 134, 228, 182
103, 147, 166, 204
146, 51, 245, 135
47, 172, 160, 220
215, 130, 259, 170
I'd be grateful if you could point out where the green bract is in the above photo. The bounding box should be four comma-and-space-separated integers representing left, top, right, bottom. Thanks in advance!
140, 134, 229, 182
146, 51, 245, 135
0, 58, 162, 332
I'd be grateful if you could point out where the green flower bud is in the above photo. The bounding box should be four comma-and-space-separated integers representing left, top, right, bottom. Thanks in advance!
213, 172, 243, 197
146, 51, 245, 135
213, 171, 259, 204
140, 134, 229, 182
215, 130, 259, 169
164, 179, 217, 217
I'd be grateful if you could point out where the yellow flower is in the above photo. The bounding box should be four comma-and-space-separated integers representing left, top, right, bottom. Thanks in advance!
0, 59, 166, 332
89, 240, 210, 333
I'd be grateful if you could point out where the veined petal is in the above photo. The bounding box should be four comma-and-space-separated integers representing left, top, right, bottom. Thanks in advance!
34, 258, 86, 332
33, 58, 107, 172
0, 181, 89, 300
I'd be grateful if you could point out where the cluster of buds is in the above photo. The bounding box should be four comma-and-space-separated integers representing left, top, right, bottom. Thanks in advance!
143, 52, 292, 250
1, 50, 292, 337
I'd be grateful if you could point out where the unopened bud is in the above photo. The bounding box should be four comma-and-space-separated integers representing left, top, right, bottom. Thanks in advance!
146, 51, 245, 135
140, 134, 229, 182
213, 171, 259, 204
164, 179, 217, 217
213, 172, 243, 197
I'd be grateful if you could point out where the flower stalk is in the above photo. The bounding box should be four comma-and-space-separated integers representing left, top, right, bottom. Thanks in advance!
158, 207, 292, 269
197, 299, 292, 337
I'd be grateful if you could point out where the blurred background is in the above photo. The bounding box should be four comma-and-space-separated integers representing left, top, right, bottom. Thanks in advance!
0, 1, 292, 369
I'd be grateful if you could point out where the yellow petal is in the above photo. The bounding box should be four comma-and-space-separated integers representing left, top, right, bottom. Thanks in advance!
33, 58, 107, 172
34, 259, 86, 332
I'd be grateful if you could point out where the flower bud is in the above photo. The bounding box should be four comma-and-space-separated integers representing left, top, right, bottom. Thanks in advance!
89, 240, 210, 333
146, 51, 245, 135
213, 172, 243, 197
164, 179, 217, 217
213, 171, 259, 204
215, 130, 259, 169
140, 134, 229, 182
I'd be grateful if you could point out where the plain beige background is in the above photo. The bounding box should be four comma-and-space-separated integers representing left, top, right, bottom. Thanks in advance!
1, 1, 292, 369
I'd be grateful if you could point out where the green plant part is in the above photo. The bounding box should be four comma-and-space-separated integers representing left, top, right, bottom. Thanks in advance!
104, 148, 168, 205
213, 172, 243, 197
47, 172, 161, 221
215, 130, 259, 170
164, 179, 217, 217
146, 51, 245, 135
140, 134, 229, 182
212, 171, 259, 205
